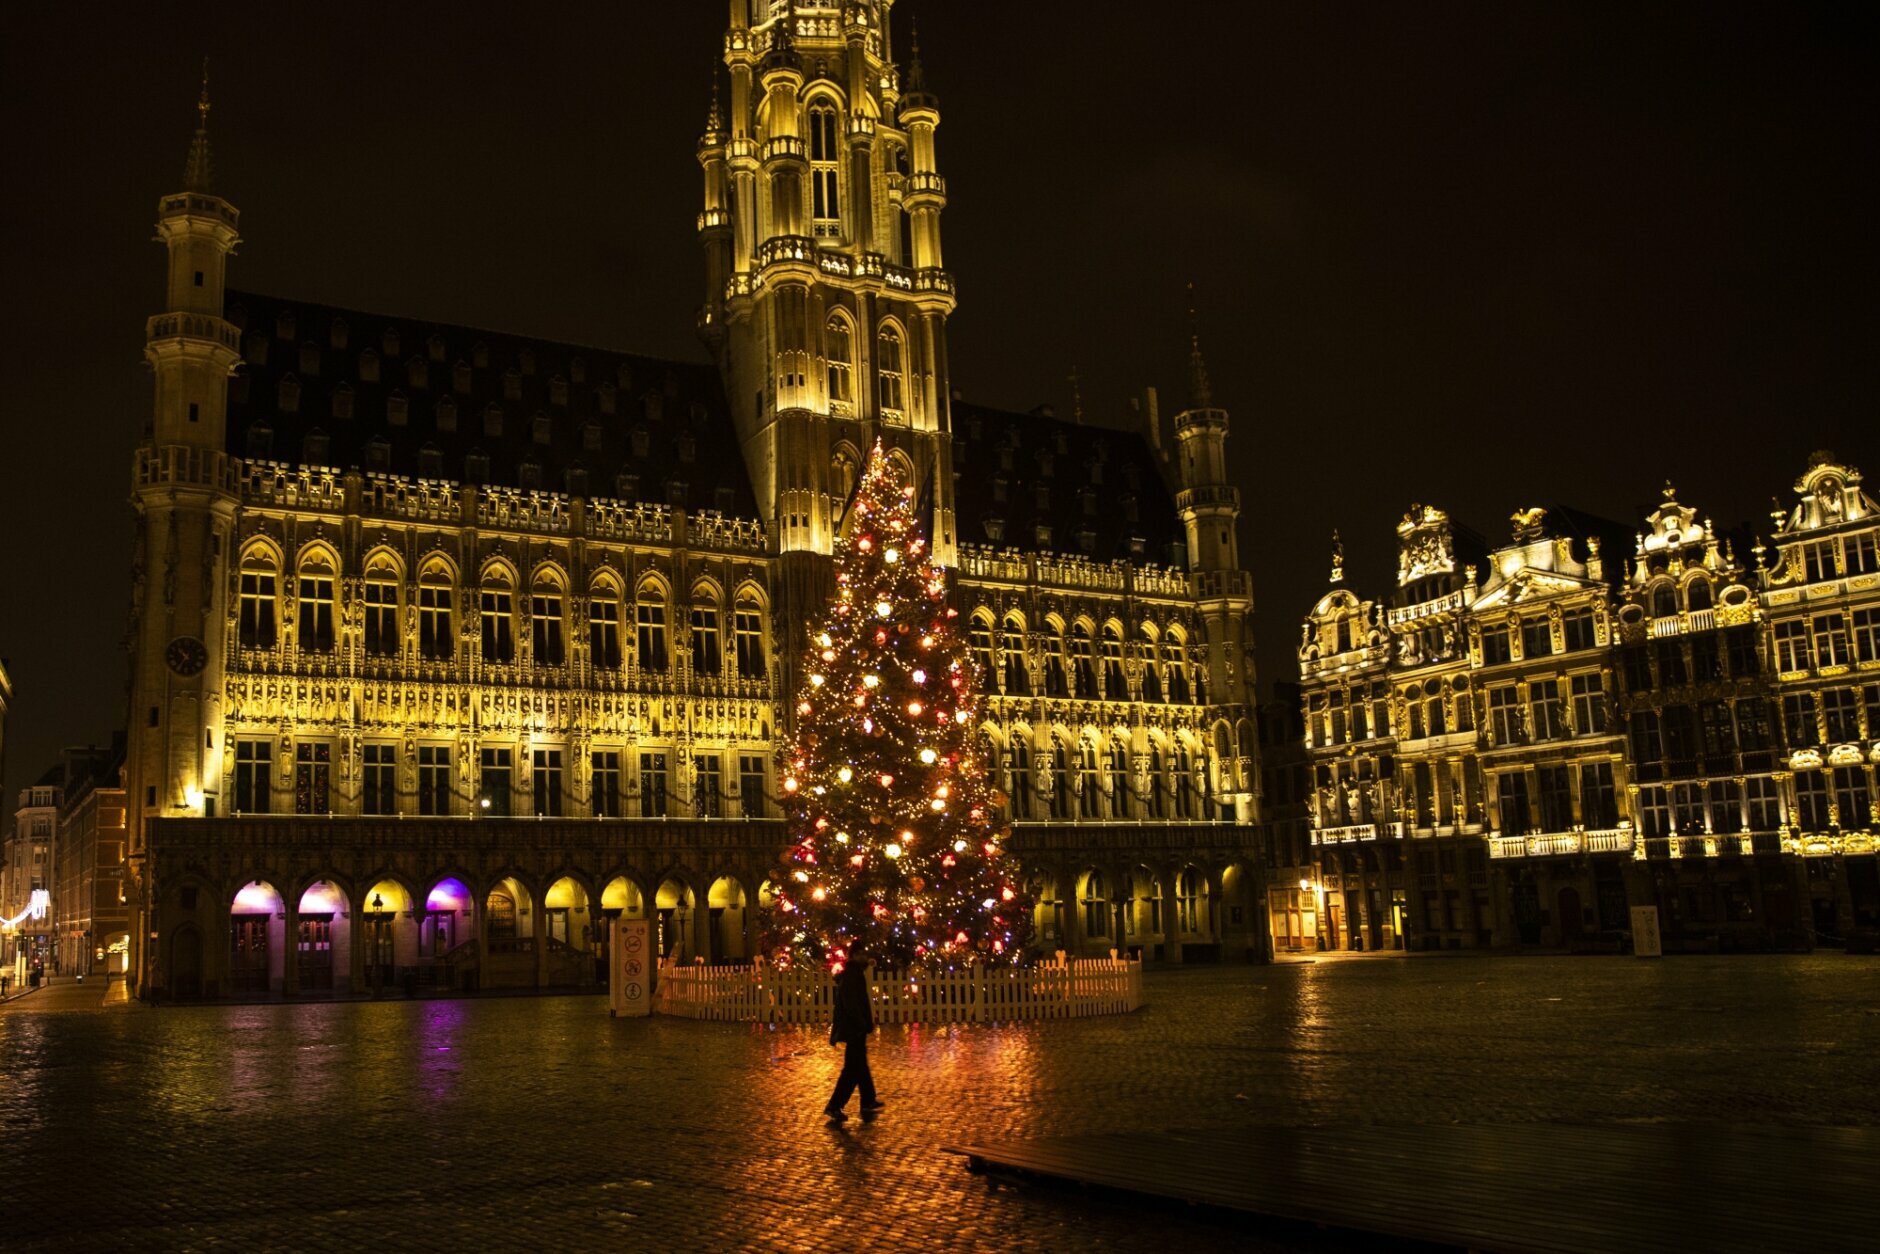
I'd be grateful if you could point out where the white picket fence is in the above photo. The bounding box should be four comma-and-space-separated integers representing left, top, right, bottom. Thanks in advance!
653, 955, 1142, 1025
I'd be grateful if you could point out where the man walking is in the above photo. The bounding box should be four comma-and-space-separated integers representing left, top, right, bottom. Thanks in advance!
824, 952, 884, 1123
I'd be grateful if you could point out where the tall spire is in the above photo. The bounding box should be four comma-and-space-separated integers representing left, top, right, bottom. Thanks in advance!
906, 17, 926, 91
183, 58, 214, 192
1185, 282, 1213, 409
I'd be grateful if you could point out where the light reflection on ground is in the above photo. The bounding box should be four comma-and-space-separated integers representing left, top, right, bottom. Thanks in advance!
3, 956, 1876, 1250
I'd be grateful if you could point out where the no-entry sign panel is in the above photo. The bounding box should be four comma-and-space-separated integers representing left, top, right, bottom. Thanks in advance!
610, 917, 653, 1016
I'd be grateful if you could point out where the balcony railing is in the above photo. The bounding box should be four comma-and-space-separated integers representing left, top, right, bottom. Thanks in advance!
1487, 827, 1635, 859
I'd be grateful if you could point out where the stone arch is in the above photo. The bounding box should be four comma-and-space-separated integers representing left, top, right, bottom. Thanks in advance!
228, 878, 286, 997
294, 878, 353, 994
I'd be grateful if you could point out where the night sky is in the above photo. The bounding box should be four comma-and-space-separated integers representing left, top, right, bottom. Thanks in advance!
2, 1, 1874, 803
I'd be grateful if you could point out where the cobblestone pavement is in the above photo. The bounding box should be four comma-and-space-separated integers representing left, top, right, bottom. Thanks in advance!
3, 954, 1877, 1251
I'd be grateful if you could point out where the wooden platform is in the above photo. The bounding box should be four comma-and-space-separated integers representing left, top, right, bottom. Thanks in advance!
945, 1125, 1879, 1253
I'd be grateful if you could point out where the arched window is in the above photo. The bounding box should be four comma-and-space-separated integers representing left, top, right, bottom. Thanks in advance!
360, 553, 400, 658
1078, 741, 1101, 818
1177, 867, 1204, 933
969, 613, 996, 683
1148, 744, 1168, 818
296, 552, 337, 653
877, 325, 904, 416
1001, 614, 1029, 695
807, 104, 842, 238
825, 315, 853, 408
1071, 624, 1097, 698
589, 580, 622, 669
1425, 677, 1447, 737
1044, 623, 1069, 697
417, 563, 454, 661
1139, 625, 1163, 702
691, 589, 722, 675
480, 568, 516, 664
1047, 737, 1071, 819
1081, 871, 1108, 938
1686, 577, 1713, 612
530, 571, 565, 667
238, 548, 279, 649
1107, 742, 1131, 819
734, 594, 766, 678
1173, 743, 1194, 818
1005, 739, 1032, 820
1101, 624, 1128, 699
636, 584, 669, 672
1166, 631, 1190, 703
1650, 582, 1678, 618
1195, 750, 1215, 820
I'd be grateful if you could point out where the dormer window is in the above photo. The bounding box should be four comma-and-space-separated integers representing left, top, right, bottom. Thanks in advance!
427, 333, 447, 363
275, 310, 296, 341
518, 349, 536, 376
666, 478, 689, 508
329, 318, 349, 350
1034, 484, 1050, 511
582, 421, 604, 452
1035, 524, 1054, 548
678, 435, 696, 464
244, 333, 269, 366
998, 446, 1014, 472
365, 436, 391, 473
331, 383, 355, 421
380, 328, 400, 358
992, 476, 1007, 504
503, 368, 522, 401
1037, 451, 1055, 478
418, 443, 443, 478
465, 450, 490, 483
357, 348, 379, 383
808, 105, 841, 237
642, 392, 663, 423
983, 517, 1005, 543
472, 342, 490, 368
302, 428, 330, 464
387, 391, 409, 427
615, 361, 633, 390
405, 357, 428, 389
518, 457, 544, 491
565, 466, 590, 496
549, 376, 568, 407
246, 422, 273, 459
597, 382, 617, 415
532, 412, 552, 444
631, 428, 651, 458
453, 361, 473, 394
714, 486, 736, 512
299, 343, 321, 376
435, 396, 458, 434
616, 471, 640, 499
483, 404, 503, 438
276, 374, 301, 414
1078, 528, 1098, 554
1127, 536, 1146, 559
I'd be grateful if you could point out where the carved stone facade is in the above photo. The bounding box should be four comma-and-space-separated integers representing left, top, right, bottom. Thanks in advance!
123, 6, 1263, 999
1297, 455, 1880, 954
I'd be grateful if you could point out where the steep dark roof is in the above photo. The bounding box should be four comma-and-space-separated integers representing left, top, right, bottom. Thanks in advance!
948, 401, 1186, 566
222, 291, 759, 519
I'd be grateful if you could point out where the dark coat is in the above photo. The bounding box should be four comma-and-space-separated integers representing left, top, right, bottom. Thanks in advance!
829, 964, 875, 1045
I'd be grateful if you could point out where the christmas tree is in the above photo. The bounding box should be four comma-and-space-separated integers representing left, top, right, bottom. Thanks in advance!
764, 442, 1030, 972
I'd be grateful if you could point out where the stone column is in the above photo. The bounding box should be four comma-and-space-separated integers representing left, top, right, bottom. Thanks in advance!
533, 896, 549, 989
282, 903, 299, 998
348, 907, 365, 994
1159, 865, 1184, 964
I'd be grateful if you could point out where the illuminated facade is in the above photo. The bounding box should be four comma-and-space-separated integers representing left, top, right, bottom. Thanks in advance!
124, 4, 1262, 999
1297, 454, 1880, 952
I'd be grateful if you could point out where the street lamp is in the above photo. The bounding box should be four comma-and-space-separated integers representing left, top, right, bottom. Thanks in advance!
370, 892, 388, 995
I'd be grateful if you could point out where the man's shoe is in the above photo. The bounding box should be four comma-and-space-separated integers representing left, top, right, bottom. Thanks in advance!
824, 1107, 848, 1124
860, 1100, 886, 1117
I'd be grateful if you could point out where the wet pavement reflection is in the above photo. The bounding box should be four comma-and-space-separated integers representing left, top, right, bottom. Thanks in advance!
3, 955, 1875, 1250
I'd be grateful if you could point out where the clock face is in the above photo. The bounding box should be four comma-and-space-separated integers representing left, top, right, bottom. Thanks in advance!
166, 636, 209, 677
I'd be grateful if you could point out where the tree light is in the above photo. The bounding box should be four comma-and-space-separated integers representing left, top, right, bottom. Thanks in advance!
837, 766, 854, 783
876, 601, 893, 618
919, 748, 938, 764
862, 674, 880, 688
885, 843, 903, 859
907, 701, 923, 716
809, 673, 826, 687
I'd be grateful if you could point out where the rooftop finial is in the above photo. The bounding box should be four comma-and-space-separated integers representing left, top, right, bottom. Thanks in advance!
1329, 530, 1345, 584
707, 77, 724, 134
1186, 282, 1213, 409
183, 57, 214, 192
907, 15, 926, 91
1068, 365, 1084, 424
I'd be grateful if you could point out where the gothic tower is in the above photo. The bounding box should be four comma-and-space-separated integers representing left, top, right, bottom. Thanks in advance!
126, 72, 243, 860
701, 1, 958, 697
1172, 317, 1260, 819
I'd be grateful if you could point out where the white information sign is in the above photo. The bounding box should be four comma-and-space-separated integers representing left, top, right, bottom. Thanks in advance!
609, 917, 653, 1017
1630, 906, 1662, 958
